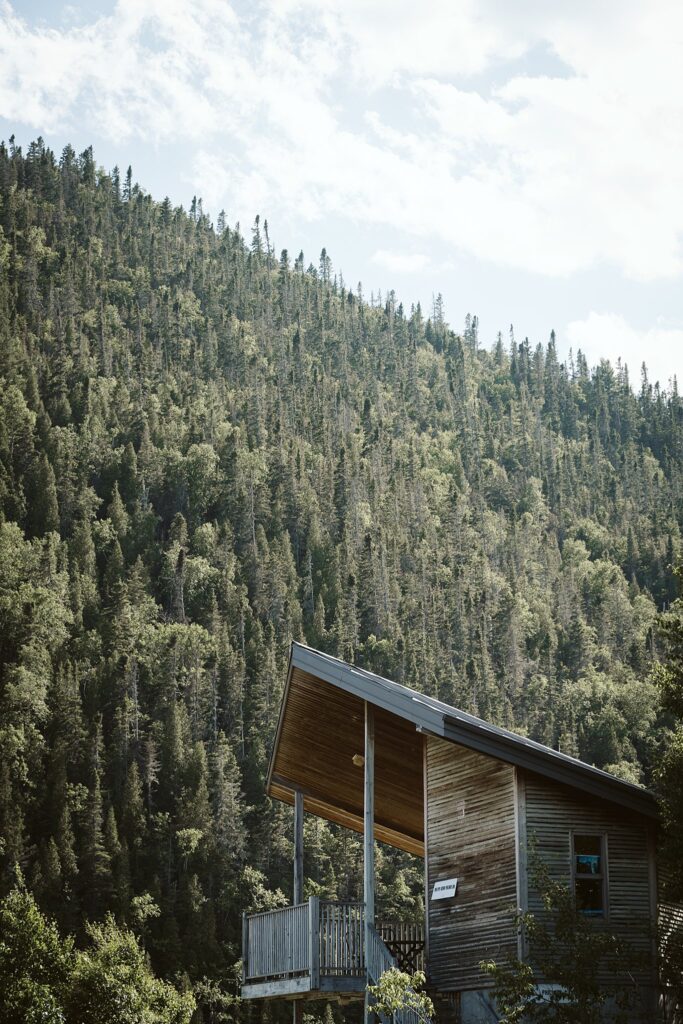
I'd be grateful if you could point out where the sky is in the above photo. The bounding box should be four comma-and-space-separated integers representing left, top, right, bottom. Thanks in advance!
2, 0, 683, 387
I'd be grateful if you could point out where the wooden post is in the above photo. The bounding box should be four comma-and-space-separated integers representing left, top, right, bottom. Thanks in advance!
294, 788, 304, 905
292, 797, 305, 1024
647, 825, 659, 1017
422, 734, 430, 967
364, 701, 375, 928
364, 701, 375, 1018
242, 912, 249, 982
309, 895, 320, 989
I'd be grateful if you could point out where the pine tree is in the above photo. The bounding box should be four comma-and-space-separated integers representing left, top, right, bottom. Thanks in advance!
27, 453, 59, 536
81, 720, 112, 917
1, 136, 682, 1003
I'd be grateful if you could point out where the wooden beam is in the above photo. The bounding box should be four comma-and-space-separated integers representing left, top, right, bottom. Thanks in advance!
364, 700, 375, 928
242, 912, 249, 982
647, 824, 659, 1016
241, 976, 311, 999
309, 896, 320, 989
422, 735, 429, 965
514, 767, 528, 960
294, 788, 304, 905
270, 773, 424, 855
364, 701, 375, 1018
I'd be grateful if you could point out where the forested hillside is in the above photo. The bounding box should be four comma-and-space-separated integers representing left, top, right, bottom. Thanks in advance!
0, 137, 681, 1013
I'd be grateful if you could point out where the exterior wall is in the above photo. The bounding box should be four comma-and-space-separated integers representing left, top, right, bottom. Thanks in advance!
522, 768, 657, 1014
425, 736, 518, 993
660, 896, 683, 1020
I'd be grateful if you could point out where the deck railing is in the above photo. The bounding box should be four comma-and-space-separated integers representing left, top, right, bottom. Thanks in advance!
366, 922, 395, 983
378, 921, 426, 974
243, 898, 367, 983
319, 901, 365, 976
367, 923, 431, 1024
243, 902, 310, 980
243, 897, 428, 1024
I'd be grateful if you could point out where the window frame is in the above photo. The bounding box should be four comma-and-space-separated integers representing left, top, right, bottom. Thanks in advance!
569, 831, 609, 920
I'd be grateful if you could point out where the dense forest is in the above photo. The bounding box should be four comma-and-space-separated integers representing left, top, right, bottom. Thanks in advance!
1, 137, 682, 1019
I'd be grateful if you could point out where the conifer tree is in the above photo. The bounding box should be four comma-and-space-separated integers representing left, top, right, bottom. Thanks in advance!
1, 136, 682, 1011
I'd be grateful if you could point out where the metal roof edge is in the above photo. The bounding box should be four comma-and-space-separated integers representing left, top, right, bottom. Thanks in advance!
442, 716, 658, 820
290, 642, 446, 735
286, 643, 658, 821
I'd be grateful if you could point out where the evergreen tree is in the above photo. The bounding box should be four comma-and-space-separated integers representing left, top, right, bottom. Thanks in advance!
0, 136, 681, 1010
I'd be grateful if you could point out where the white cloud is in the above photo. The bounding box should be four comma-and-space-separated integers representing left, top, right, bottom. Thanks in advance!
372, 249, 430, 274
564, 312, 683, 387
2, 0, 683, 283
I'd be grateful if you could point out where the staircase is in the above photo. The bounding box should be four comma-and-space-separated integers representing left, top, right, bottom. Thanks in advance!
366, 924, 432, 1024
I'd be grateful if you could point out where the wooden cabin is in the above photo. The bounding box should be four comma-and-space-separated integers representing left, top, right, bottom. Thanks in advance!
241, 643, 664, 1023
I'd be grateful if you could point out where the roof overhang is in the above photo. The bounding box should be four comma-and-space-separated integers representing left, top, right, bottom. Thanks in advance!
266, 645, 658, 846
267, 649, 425, 856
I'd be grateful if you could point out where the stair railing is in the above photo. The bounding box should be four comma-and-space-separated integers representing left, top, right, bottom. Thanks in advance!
366, 924, 432, 1024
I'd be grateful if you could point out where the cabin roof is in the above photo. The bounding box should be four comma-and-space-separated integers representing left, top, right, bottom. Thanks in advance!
266, 643, 658, 855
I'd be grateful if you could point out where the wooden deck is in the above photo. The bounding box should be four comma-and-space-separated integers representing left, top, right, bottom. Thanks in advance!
241, 899, 425, 1002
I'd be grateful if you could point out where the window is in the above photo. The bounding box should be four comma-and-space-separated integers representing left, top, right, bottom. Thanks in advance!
571, 834, 607, 917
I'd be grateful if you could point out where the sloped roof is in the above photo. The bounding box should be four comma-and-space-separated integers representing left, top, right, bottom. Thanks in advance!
266, 643, 657, 854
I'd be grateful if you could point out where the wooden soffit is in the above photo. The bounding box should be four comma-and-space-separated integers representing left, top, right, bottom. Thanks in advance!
267, 666, 425, 857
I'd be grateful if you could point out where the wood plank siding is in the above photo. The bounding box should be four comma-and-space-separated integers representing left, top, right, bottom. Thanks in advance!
523, 770, 656, 989
426, 736, 518, 992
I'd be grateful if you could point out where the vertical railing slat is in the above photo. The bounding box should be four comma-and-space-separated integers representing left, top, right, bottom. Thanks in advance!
244, 901, 373, 983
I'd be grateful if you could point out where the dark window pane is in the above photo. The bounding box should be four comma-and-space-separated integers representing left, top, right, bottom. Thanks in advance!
576, 878, 604, 916
574, 835, 602, 874
574, 835, 601, 856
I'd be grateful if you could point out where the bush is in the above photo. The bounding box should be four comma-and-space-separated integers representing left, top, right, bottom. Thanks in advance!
0, 879, 195, 1024
480, 856, 647, 1024
366, 967, 434, 1021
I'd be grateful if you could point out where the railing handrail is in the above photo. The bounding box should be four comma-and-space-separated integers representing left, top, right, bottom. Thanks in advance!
243, 900, 431, 1024
366, 922, 396, 982
245, 900, 309, 921
244, 901, 310, 980
319, 899, 364, 907
366, 924, 432, 1024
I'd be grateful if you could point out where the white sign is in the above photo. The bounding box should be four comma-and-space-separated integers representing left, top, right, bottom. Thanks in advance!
431, 878, 458, 900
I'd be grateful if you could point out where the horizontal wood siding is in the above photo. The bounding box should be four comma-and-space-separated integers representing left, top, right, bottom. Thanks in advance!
524, 770, 655, 984
426, 736, 518, 991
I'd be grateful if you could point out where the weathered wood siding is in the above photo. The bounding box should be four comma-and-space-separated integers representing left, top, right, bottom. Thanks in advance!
659, 897, 683, 1019
426, 736, 518, 991
523, 770, 656, 988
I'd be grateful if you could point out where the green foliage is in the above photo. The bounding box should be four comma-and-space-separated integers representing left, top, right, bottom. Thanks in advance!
0, 136, 681, 1006
0, 874, 73, 1024
367, 967, 434, 1021
481, 857, 646, 1023
66, 915, 195, 1024
0, 881, 194, 1024
192, 975, 239, 1023
653, 577, 683, 1014
238, 865, 288, 913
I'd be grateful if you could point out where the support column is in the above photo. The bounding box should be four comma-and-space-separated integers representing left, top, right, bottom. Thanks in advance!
364, 702, 375, 926
294, 789, 305, 1024
293, 788, 304, 905
364, 700, 375, 1018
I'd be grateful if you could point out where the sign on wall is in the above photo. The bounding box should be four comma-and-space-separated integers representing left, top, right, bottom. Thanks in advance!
431, 878, 458, 900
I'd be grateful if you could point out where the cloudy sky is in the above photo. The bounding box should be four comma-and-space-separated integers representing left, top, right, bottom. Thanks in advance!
2, 0, 683, 386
